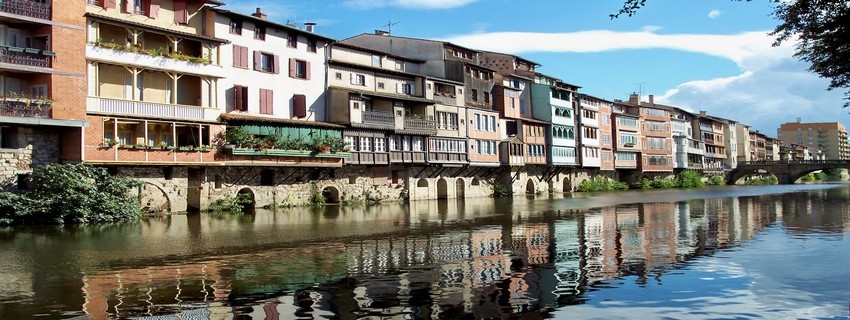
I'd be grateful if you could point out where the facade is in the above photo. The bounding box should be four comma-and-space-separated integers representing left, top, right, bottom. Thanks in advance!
1, 0, 88, 189
611, 101, 641, 170
628, 94, 673, 174
695, 114, 727, 173
669, 107, 704, 171
84, 0, 225, 165
531, 74, 578, 167
735, 123, 751, 163
578, 95, 603, 169
595, 96, 615, 171
722, 119, 738, 169
777, 121, 850, 160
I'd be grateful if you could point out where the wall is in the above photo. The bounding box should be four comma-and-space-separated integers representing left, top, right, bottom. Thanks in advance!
0, 128, 60, 191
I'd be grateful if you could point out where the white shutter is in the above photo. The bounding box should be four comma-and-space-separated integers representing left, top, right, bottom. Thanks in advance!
396, 83, 402, 93
350, 73, 356, 84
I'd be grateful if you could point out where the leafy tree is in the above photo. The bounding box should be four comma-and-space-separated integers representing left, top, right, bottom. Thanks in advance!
613, 0, 850, 107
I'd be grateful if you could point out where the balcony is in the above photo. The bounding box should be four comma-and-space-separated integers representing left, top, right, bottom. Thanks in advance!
86, 44, 222, 78
402, 118, 437, 134
87, 97, 207, 121
361, 110, 394, 126
0, 0, 50, 20
0, 46, 52, 69
0, 97, 52, 118
432, 92, 458, 106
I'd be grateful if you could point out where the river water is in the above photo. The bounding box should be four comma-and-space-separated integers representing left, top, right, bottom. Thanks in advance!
1, 184, 848, 319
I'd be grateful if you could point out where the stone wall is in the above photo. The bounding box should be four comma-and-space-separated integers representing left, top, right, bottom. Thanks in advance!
1, 127, 61, 191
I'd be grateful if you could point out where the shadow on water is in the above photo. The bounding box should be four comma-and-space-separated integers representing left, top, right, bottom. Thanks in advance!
0, 184, 848, 319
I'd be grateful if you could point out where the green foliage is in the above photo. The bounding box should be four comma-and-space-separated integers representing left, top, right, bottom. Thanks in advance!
576, 176, 629, 192
677, 170, 705, 188
308, 183, 325, 206
224, 127, 258, 148
745, 175, 778, 185
801, 173, 815, 182
492, 182, 511, 198
638, 178, 653, 190
706, 175, 726, 186
208, 193, 253, 214
0, 164, 142, 225
364, 189, 384, 205
814, 172, 827, 181
637, 177, 678, 189
824, 169, 844, 181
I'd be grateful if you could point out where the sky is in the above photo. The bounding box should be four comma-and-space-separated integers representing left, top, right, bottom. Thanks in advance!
219, 0, 849, 135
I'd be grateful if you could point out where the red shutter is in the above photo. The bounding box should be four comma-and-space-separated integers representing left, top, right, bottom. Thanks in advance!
173, 0, 188, 24
272, 55, 280, 74
305, 61, 311, 80
103, 0, 116, 9
253, 51, 261, 71
266, 90, 274, 114
145, 0, 159, 18
293, 94, 306, 118
240, 46, 248, 68
234, 85, 243, 112
232, 45, 243, 67
241, 86, 249, 111
123, 0, 132, 13
258, 89, 266, 114
288, 58, 296, 78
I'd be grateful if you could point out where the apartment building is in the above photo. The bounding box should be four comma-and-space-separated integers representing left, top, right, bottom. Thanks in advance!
84, 0, 226, 164
695, 114, 727, 172
1, 0, 88, 188
627, 94, 673, 174
722, 118, 738, 169
777, 121, 850, 160
611, 100, 641, 170
596, 97, 615, 171
531, 74, 578, 166
735, 123, 751, 163
426, 77, 468, 166
325, 42, 435, 166
669, 107, 704, 171
342, 33, 501, 167
578, 94, 604, 169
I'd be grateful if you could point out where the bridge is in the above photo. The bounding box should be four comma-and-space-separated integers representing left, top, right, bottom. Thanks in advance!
727, 160, 850, 184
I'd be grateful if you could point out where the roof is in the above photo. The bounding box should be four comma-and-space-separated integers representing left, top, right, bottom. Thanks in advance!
331, 42, 425, 63
328, 86, 435, 104
536, 72, 582, 89
85, 13, 229, 44
579, 93, 613, 104
328, 59, 422, 78
341, 33, 482, 55
481, 50, 542, 67
220, 113, 346, 129
210, 8, 336, 42
520, 117, 551, 125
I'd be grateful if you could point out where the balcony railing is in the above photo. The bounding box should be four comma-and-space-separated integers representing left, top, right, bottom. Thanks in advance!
87, 97, 205, 120
0, 0, 50, 20
0, 46, 52, 68
404, 118, 436, 131
361, 111, 394, 126
0, 98, 52, 118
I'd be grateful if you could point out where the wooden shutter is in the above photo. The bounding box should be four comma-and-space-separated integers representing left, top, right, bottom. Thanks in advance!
103, 0, 116, 9
241, 86, 249, 111
293, 94, 306, 118
173, 0, 188, 24
259, 89, 269, 114
272, 55, 280, 74
145, 0, 159, 18
305, 61, 311, 80
123, 0, 132, 13
232, 45, 240, 67
288, 58, 296, 78
240, 46, 248, 68
253, 51, 261, 71
234, 85, 243, 111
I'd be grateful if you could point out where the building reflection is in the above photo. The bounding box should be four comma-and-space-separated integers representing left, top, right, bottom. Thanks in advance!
76, 192, 845, 319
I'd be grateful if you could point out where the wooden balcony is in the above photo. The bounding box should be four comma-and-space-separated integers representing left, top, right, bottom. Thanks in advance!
87, 97, 207, 121
361, 110, 394, 126
0, 0, 50, 20
0, 98, 52, 118
0, 46, 52, 69
402, 118, 437, 134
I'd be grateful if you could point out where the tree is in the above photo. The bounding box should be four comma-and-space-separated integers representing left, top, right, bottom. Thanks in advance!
613, 0, 850, 107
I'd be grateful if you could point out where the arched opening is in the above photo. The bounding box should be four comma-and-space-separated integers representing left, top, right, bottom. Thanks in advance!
417, 179, 429, 188
456, 178, 465, 198
437, 178, 449, 199
471, 178, 480, 186
139, 182, 171, 213
322, 186, 340, 204
563, 177, 572, 193
526, 179, 535, 194
237, 188, 256, 209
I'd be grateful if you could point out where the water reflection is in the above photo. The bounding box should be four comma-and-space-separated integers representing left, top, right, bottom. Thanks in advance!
1, 185, 849, 319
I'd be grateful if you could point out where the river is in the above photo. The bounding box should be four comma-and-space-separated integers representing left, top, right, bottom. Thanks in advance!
1, 184, 848, 319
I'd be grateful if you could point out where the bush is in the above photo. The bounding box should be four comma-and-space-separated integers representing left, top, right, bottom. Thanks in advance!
745, 176, 778, 185
0, 164, 142, 225
824, 168, 844, 181
308, 182, 325, 206
637, 178, 653, 190
677, 170, 705, 188
706, 175, 726, 186
814, 172, 827, 181
208, 193, 253, 214
576, 177, 629, 192
801, 173, 816, 182
492, 182, 511, 198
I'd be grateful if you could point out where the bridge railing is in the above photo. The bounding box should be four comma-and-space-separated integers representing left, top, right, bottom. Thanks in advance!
740, 160, 850, 165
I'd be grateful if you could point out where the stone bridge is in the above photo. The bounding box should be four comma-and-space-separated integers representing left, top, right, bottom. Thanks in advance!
727, 160, 850, 184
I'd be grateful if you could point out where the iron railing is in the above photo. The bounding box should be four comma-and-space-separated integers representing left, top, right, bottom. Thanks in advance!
0, 98, 52, 118
361, 111, 394, 125
0, 47, 51, 68
0, 0, 50, 20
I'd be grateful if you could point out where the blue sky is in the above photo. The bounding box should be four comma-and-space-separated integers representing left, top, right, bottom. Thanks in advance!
221, 0, 848, 135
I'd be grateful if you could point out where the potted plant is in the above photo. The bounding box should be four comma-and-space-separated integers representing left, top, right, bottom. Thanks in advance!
102, 138, 115, 148
158, 141, 169, 150
312, 136, 330, 153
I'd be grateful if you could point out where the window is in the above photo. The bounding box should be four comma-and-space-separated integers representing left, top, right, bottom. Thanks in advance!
471, 89, 478, 101
476, 140, 497, 155
255, 25, 266, 40
647, 137, 666, 150
374, 137, 386, 152
229, 19, 242, 35
411, 136, 424, 151
527, 145, 545, 157
582, 109, 597, 119
132, 0, 143, 14
645, 108, 666, 117
259, 89, 273, 114
617, 117, 638, 127
232, 45, 248, 68
616, 152, 637, 161
335, 72, 342, 80
400, 83, 412, 95
378, 83, 384, 89
395, 60, 404, 71
371, 55, 382, 67
260, 53, 273, 72
287, 33, 297, 48
644, 121, 666, 132
619, 132, 638, 145
484, 92, 490, 104
345, 136, 357, 151
583, 127, 598, 139
603, 134, 612, 145
647, 155, 670, 166
351, 74, 366, 86
292, 59, 308, 79
431, 139, 464, 153
307, 39, 317, 53
253, 51, 279, 73
436, 111, 459, 130
359, 137, 372, 152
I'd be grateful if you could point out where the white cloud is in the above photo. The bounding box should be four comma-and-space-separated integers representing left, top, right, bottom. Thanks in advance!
342, 0, 478, 9
444, 28, 846, 133
708, 9, 722, 19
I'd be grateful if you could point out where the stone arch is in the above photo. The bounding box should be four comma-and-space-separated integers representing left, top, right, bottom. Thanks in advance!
237, 188, 256, 208
471, 178, 480, 186
417, 179, 429, 188
322, 186, 340, 204
456, 178, 465, 198
437, 178, 449, 199
525, 179, 535, 194
139, 182, 172, 213
727, 169, 776, 185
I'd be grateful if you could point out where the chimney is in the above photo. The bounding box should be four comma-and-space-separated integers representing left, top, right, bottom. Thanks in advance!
796, 117, 801, 123
628, 93, 640, 105
304, 22, 316, 33
375, 30, 390, 36
252, 7, 267, 20
699, 111, 707, 117
648, 94, 654, 105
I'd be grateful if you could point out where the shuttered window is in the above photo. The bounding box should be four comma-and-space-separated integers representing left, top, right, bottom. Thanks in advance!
145, 0, 159, 18
173, 0, 188, 24
234, 85, 248, 111
259, 89, 273, 115
293, 94, 307, 118
289, 59, 310, 79
232, 45, 248, 68
103, 0, 116, 9
254, 51, 279, 74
